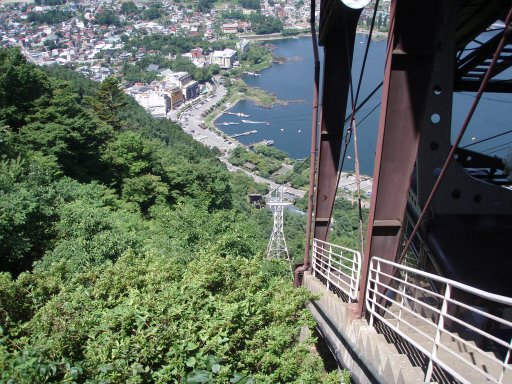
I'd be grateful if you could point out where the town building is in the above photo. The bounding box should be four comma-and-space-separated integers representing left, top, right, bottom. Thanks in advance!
210, 48, 237, 69
221, 22, 238, 34
165, 86, 185, 111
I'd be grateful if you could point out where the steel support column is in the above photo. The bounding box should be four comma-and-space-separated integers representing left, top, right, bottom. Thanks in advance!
355, 0, 447, 316
313, 0, 362, 242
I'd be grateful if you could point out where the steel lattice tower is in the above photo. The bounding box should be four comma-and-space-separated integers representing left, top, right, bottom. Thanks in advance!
266, 189, 292, 260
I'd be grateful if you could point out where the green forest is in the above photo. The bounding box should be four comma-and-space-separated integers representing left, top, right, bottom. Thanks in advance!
0, 48, 347, 382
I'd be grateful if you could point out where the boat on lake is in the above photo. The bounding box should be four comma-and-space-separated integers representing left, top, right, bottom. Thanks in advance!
217, 122, 240, 126
224, 112, 250, 117
242, 119, 270, 125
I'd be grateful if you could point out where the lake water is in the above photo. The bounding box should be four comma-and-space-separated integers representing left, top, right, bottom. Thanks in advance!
215, 36, 512, 176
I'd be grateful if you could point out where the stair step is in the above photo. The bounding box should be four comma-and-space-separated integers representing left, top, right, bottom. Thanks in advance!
354, 323, 375, 343
396, 366, 426, 384
372, 335, 399, 375
502, 365, 512, 382
383, 354, 412, 383
378, 316, 509, 383
350, 319, 368, 338
436, 335, 506, 383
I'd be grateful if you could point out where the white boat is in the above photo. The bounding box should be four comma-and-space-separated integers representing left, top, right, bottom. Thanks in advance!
241, 119, 270, 125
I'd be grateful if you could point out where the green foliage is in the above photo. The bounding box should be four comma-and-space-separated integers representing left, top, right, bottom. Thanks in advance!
94, 8, 120, 26
274, 159, 309, 189
284, 211, 307, 263
142, 3, 163, 20
228, 146, 283, 178
122, 174, 169, 214
20, 80, 113, 181
120, 1, 139, 14
241, 44, 273, 68
121, 63, 159, 84
220, 10, 246, 20
26, 9, 73, 25
197, 0, 215, 12
86, 76, 127, 131
248, 14, 284, 35
0, 48, 343, 382
0, 49, 51, 130
239, 0, 260, 10
0, 252, 339, 383
329, 198, 368, 251
253, 144, 287, 160
282, 28, 306, 36
0, 159, 60, 275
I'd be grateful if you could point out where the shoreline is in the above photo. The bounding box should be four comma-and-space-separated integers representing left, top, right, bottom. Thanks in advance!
240, 28, 388, 43
202, 35, 375, 193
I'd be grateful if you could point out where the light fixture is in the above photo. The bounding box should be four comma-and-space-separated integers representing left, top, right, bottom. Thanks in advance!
340, 0, 372, 9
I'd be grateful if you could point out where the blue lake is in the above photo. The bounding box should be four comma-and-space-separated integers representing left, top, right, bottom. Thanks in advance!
215, 36, 512, 176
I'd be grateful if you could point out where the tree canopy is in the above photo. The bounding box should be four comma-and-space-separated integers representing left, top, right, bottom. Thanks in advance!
239, 0, 261, 10
94, 8, 120, 26
120, 1, 139, 15
0, 48, 344, 382
248, 14, 284, 34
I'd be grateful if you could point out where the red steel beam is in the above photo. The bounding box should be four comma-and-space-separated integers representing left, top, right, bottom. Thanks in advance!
355, 0, 448, 317
313, 1, 362, 242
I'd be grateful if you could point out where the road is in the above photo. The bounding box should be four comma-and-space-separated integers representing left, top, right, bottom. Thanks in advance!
178, 78, 239, 154
177, 78, 372, 204
178, 78, 306, 199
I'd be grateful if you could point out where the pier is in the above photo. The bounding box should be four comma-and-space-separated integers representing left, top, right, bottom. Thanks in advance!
231, 130, 258, 138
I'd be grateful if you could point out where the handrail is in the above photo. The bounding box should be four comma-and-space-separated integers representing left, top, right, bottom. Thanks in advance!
366, 256, 512, 383
311, 238, 361, 301
371, 257, 512, 306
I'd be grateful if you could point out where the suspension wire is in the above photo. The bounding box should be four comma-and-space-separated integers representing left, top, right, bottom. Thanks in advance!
344, 81, 383, 123
295, 0, 322, 285
351, 118, 366, 254
397, 6, 512, 266
342, 6, 357, 119
267, 81, 382, 197
358, 101, 381, 126
459, 92, 512, 104
337, 1, 380, 182
334, 0, 380, 252
354, 0, 380, 111
267, 5, 383, 199
462, 128, 512, 148
482, 140, 512, 154
339, 1, 380, 170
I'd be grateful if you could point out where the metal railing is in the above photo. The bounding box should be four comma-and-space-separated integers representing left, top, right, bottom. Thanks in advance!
366, 257, 512, 383
311, 239, 361, 302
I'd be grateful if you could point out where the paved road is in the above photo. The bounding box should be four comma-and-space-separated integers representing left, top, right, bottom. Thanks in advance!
179, 79, 238, 154
178, 79, 306, 199
177, 79, 372, 204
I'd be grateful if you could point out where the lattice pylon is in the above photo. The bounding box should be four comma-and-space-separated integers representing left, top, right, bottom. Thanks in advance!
266, 189, 291, 261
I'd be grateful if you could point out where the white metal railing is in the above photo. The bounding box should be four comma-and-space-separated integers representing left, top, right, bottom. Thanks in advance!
366, 257, 512, 383
311, 238, 361, 301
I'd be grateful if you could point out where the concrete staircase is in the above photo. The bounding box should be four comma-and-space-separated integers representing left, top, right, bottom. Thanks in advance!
304, 271, 511, 383
304, 271, 431, 383
381, 301, 512, 383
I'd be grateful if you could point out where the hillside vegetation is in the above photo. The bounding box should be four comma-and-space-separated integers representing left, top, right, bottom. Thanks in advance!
0, 48, 340, 383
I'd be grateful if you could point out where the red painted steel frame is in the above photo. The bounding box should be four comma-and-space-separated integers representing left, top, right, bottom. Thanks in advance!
313, 1, 362, 242
355, 0, 446, 317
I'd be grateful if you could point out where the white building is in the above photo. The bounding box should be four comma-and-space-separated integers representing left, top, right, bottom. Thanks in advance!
210, 49, 237, 69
